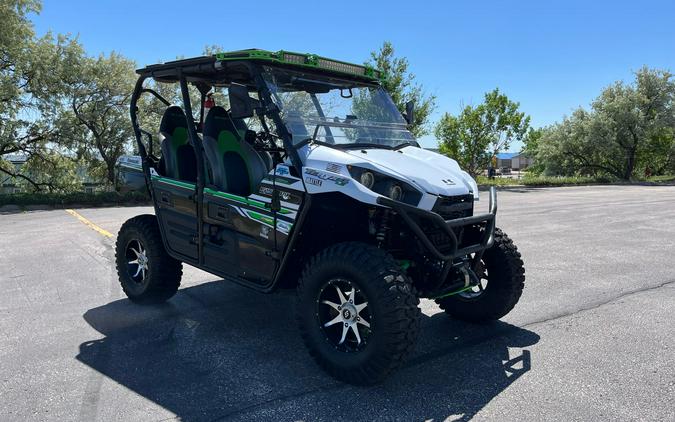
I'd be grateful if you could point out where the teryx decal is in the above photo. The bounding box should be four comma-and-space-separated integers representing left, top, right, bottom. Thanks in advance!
304, 168, 349, 186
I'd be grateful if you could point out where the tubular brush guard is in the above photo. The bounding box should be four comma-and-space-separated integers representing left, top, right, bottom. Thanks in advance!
376, 186, 497, 262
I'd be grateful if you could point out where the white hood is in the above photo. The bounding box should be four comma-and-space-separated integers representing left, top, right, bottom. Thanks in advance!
302, 144, 478, 199
342, 146, 477, 197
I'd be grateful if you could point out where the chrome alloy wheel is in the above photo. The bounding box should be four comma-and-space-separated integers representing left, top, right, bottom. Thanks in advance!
125, 239, 148, 283
317, 279, 372, 352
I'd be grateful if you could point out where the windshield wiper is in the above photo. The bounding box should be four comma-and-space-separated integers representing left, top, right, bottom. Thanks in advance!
393, 141, 416, 150
331, 142, 394, 150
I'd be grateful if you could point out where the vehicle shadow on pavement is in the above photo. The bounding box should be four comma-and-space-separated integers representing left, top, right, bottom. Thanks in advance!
77, 280, 539, 421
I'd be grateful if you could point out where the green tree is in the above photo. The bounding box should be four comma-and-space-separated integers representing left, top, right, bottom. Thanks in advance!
366, 41, 436, 138
64, 52, 137, 187
532, 67, 675, 180
0, 0, 83, 190
16, 151, 82, 192
435, 89, 530, 177
521, 127, 545, 174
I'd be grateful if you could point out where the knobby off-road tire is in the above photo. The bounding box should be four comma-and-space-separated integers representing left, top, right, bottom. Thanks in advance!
297, 242, 421, 385
115, 214, 182, 304
436, 228, 525, 322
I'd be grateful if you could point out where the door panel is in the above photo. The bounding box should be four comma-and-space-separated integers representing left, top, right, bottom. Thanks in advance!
151, 176, 198, 261
200, 164, 307, 285
202, 188, 278, 283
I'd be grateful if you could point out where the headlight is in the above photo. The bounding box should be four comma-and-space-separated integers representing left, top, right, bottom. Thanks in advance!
359, 171, 375, 189
347, 166, 422, 205
386, 183, 403, 201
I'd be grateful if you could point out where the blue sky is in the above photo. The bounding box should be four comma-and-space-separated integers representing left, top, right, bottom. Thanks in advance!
32, 0, 675, 149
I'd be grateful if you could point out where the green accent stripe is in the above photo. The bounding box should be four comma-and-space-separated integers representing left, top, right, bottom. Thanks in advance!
246, 210, 294, 232
151, 175, 195, 190
150, 178, 293, 215
246, 210, 275, 226
204, 187, 292, 215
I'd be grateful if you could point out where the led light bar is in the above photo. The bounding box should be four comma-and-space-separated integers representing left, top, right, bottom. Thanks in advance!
214, 49, 381, 80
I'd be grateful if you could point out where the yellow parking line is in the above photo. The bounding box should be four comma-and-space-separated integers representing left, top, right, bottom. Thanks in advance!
65, 209, 114, 238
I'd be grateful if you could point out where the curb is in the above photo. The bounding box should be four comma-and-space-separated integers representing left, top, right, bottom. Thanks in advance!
0, 201, 152, 214
478, 181, 675, 191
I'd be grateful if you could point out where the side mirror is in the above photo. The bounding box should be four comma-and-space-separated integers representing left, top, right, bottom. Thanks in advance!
229, 83, 254, 119
404, 100, 415, 126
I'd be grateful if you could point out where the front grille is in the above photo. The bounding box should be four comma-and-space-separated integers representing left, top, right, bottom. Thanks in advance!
433, 194, 474, 220
417, 194, 475, 254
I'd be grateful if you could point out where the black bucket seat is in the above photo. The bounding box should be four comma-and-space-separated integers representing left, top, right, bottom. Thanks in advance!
202, 106, 267, 196
159, 106, 197, 182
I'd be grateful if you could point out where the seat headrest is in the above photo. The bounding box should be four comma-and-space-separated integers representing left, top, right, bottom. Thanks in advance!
160, 106, 188, 136
204, 106, 238, 140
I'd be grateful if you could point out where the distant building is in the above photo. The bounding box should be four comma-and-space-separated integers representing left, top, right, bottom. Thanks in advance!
496, 152, 517, 169
497, 152, 533, 170
416, 148, 535, 173
0, 154, 104, 194
0, 155, 27, 194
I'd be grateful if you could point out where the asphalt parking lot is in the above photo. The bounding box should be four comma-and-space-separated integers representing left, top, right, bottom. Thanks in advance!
1, 185, 674, 421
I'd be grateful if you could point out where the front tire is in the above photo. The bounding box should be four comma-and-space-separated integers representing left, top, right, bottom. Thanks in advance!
297, 242, 421, 385
115, 215, 182, 304
436, 228, 525, 322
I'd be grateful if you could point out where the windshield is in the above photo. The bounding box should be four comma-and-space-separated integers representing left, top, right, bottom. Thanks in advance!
262, 66, 415, 148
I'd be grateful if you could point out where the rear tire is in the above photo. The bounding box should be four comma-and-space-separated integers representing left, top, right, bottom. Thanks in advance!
115, 214, 182, 304
297, 242, 420, 385
436, 228, 524, 322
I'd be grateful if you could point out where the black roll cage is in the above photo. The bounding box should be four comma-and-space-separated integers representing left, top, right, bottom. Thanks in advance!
130, 60, 305, 281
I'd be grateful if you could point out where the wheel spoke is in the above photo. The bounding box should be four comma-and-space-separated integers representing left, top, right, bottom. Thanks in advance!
348, 287, 355, 303
357, 318, 370, 328
321, 300, 341, 311
141, 267, 146, 280
128, 259, 139, 265
338, 323, 349, 344
355, 301, 368, 313
350, 324, 361, 344
133, 264, 142, 277
334, 285, 347, 304
324, 314, 342, 328
130, 247, 141, 258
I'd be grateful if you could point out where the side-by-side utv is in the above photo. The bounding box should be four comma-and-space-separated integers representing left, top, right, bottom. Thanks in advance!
117, 49, 525, 385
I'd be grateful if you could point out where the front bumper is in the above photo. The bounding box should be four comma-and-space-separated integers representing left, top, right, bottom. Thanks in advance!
376, 187, 497, 261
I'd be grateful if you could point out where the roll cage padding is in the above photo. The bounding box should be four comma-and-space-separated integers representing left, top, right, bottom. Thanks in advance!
159, 106, 197, 182
202, 106, 267, 196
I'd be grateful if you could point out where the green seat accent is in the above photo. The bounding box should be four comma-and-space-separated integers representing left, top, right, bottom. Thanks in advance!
171, 127, 188, 150
159, 106, 198, 182
216, 130, 255, 193
203, 106, 267, 196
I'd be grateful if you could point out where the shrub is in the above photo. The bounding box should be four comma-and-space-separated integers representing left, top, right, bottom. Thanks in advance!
0, 190, 150, 207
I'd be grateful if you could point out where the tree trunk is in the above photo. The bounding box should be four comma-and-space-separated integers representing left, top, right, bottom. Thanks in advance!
106, 160, 117, 189
623, 148, 637, 180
